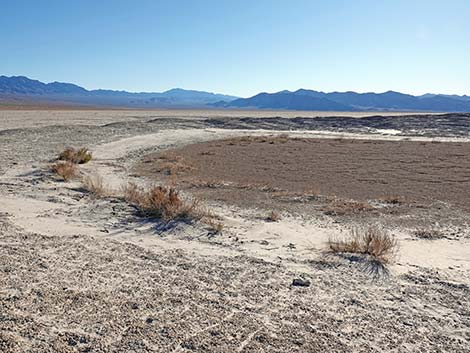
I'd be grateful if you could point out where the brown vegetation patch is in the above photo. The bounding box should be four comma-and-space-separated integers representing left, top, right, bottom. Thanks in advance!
204, 218, 224, 234
327, 226, 398, 264
122, 183, 201, 222
413, 228, 444, 240
50, 161, 77, 181
266, 210, 282, 222
82, 174, 109, 197
378, 195, 407, 205
322, 199, 376, 216
142, 152, 192, 176
58, 147, 92, 164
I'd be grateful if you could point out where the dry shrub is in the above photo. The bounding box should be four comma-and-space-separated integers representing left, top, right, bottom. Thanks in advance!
50, 161, 77, 181
204, 218, 224, 234
272, 189, 319, 203
58, 147, 76, 161
122, 183, 200, 221
266, 210, 281, 222
82, 174, 108, 197
59, 147, 92, 164
235, 182, 279, 192
327, 226, 398, 264
226, 134, 292, 146
379, 195, 406, 205
200, 150, 215, 156
121, 182, 142, 204
323, 199, 375, 216
274, 133, 290, 143
413, 228, 444, 240
189, 179, 227, 189
155, 153, 192, 175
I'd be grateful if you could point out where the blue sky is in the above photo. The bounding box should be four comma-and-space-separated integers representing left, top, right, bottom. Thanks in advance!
1, 0, 469, 97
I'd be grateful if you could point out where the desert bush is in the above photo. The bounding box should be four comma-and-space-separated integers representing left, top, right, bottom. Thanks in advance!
155, 153, 192, 175
379, 195, 406, 205
266, 210, 281, 222
82, 174, 108, 197
76, 148, 93, 164
413, 228, 444, 240
327, 226, 398, 264
58, 147, 76, 161
122, 183, 200, 221
323, 199, 375, 216
59, 147, 92, 164
121, 182, 142, 204
50, 161, 77, 181
204, 218, 224, 234
226, 134, 293, 146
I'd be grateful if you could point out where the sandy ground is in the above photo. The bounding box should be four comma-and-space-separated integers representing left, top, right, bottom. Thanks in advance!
1, 110, 469, 352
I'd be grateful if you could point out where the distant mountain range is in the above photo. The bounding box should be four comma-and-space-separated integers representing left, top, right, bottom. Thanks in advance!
1, 75, 469, 112
0, 76, 238, 108
214, 89, 470, 112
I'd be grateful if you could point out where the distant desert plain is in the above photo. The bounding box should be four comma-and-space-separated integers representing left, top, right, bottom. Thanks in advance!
1, 108, 469, 352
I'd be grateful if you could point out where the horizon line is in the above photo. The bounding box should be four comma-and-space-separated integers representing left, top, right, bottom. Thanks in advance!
2, 74, 469, 98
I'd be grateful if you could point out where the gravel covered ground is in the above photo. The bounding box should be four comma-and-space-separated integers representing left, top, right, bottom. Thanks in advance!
1, 219, 468, 352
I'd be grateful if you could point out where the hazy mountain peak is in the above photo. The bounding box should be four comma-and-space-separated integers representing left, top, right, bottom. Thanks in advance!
0, 75, 238, 107
1, 75, 469, 111
222, 89, 470, 112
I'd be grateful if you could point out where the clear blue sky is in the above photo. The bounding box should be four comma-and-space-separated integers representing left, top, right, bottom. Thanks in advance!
1, 0, 469, 97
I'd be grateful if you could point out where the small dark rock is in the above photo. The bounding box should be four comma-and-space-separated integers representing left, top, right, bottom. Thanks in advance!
292, 278, 311, 287
181, 340, 196, 350
255, 334, 268, 343
145, 317, 154, 324
67, 337, 77, 346
160, 327, 170, 337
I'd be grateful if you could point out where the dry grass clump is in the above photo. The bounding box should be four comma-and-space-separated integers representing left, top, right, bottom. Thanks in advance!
82, 174, 109, 197
323, 199, 375, 216
59, 147, 92, 164
155, 153, 192, 175
188, 179, 227, 189
122, 183, 200, 221
50, 161, 77, 181
327, 226, 398, 264
228, 134, 291, 146
204, 218, 224, 234
379, 195, 406, 205
272, 189, 319, 203
413, 228, 444, 240
266, 210, 281, 222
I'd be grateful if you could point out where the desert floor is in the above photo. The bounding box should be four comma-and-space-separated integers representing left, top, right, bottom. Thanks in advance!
1, 110, 469, 352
